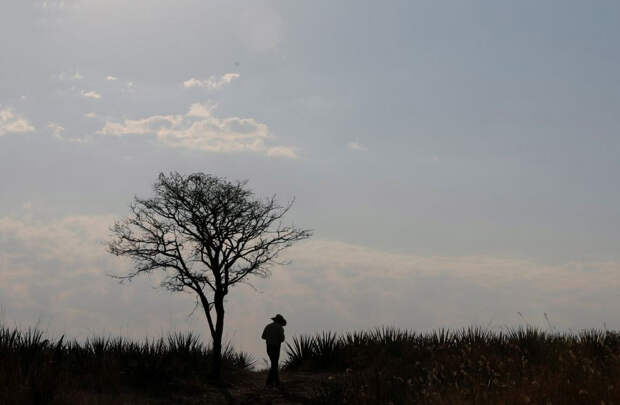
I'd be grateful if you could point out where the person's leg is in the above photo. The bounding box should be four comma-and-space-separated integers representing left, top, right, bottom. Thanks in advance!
272, 346, 281, 386
266, 345, 276, 386
266, 344, 280, 387
266, 366, 274, 386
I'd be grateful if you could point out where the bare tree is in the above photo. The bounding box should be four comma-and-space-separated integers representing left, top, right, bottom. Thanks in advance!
108, 172, 311, 378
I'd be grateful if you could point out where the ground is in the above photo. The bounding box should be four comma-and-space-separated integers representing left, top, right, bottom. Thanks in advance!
225, 370, 331, 405
111, 370, 334, 405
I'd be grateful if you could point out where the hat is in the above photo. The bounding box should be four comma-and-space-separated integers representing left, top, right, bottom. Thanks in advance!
271, 314, 287, 326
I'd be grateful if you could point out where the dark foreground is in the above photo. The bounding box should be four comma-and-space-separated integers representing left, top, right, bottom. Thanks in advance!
2, 325, 620, 404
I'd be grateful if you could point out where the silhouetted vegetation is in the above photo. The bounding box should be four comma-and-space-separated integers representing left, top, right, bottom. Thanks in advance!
4, 323, 620, 404
0, 324, 253, 404
285, 327, 620, 404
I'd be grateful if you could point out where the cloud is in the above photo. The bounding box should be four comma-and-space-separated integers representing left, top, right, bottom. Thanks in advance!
47, 121, 85, 143
0, 215, 113, 268
80, 90, 102, 99
0, 212, 252, 347
48, 122, 65, 139
0, 108, 35, 136
106, 76, 118, 81
57, 70, 83, 81
232, 240, 620, 356
267, 146, 298, 159
183, 73, 240, 90
0, 213, 195, 339
2, 213, 620, 362
98, 103, 297, 157
186, 103, 215, 118
347, 141, 367, 151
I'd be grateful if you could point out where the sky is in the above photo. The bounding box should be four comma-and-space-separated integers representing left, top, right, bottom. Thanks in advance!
1, 0, 620, 362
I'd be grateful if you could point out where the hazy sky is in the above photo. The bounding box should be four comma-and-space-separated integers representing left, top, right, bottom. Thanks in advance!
1, 1, 619, 361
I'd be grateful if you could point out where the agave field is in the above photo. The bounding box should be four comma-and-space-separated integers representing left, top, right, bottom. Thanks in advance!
286, 327, 620, 404
3, 324, 620, 404
0, 325, 253, 404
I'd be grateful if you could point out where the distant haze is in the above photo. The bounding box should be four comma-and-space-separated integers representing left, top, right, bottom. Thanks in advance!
1, 1, 620, 361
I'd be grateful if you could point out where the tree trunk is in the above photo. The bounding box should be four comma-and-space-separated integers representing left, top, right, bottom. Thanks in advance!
210, 293, 225, 379
212, 332, 222, 379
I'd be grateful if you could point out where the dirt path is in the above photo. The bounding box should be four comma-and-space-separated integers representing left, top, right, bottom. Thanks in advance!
223, 370, 333, 405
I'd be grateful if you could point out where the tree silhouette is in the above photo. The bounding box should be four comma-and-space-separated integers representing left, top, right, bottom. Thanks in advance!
108, 172, 311, 378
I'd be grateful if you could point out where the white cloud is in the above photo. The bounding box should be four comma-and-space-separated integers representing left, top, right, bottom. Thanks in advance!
98, 103, 297, 157
48, 122, 65, 139
0, 108, 35, 136
183, 73, 240, 90
186, 103, 215, 118
183, 78, 201, 88
267, 146, 298, 159
106, 75, 118, 81
347, 141, 367, 151
80, 90, 102, 99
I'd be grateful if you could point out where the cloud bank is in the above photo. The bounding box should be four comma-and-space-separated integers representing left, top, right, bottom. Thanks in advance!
2, 213, 619, 361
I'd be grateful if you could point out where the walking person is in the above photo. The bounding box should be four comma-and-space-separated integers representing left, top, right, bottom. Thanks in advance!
262, 314, 286, 387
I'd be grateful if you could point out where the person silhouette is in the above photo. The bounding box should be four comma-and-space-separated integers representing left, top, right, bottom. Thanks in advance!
262, 314, 286, 387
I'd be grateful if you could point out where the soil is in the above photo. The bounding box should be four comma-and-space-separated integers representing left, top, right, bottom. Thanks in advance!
224, 370, 332, 405
121, 370, 336, 405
